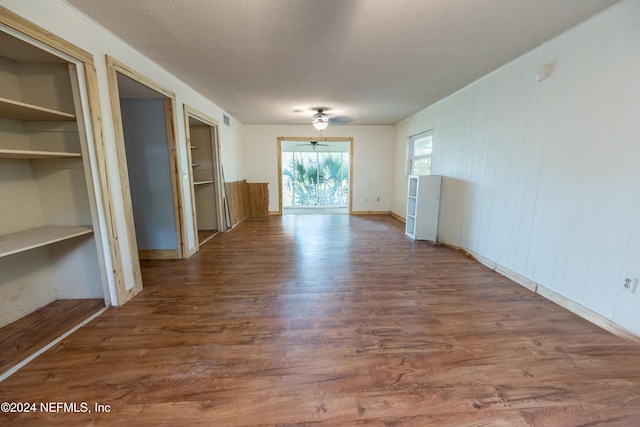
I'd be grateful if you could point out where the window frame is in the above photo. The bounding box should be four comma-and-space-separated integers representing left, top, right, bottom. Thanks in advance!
406, 129, 433, 176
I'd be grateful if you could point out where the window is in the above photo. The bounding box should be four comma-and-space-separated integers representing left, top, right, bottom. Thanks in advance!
281, 151, 350, 208
280, 140, 351, 210
407, 130, 433, 175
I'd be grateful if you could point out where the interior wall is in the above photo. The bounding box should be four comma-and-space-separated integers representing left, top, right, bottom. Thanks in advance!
1, 0, 245, 302
392, 0, 640, 335
120, 99, 178, 250
242, 125, 394, 213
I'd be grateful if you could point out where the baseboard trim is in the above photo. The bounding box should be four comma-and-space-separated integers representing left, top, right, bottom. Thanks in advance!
389, 211, 405, 223
456, 246, 640, 343
138, 249, 180, 260
350, 210, 390, 215
535, 285, 640, 343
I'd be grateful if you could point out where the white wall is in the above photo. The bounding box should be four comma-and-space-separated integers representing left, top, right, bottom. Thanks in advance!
1, 0, 244, 303
392, 0, 640, 335
242, 125, 395, 213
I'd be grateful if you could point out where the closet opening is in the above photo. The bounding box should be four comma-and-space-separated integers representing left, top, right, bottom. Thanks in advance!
105, 56, 186, 300
184, 105, 226, 251
0, 13, 111, 380
116, 73, 182, 260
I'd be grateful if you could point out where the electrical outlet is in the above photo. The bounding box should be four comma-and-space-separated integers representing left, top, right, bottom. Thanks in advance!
621, 276, 638, 293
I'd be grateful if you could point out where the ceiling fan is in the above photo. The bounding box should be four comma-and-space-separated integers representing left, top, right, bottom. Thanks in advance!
310, 107, 353, 130
311, 108, 330, 130
297, 140, 329, 150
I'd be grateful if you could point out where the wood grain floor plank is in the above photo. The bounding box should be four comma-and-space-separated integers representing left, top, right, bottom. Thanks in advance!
1, 215, 639, 425
0, 299, 104, 375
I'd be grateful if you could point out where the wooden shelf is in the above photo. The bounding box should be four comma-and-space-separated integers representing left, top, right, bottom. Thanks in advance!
0, 149, 82, 159
0, 226, 93, 258
193, 180, 214, 186
0, 97, 75, 121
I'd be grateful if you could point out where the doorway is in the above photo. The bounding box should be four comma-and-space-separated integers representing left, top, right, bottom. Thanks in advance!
277, 137, 353, 215
183, 105, 226, 251
106, 57, 186, 299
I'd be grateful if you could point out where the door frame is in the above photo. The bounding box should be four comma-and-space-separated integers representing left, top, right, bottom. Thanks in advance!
105, 56, 186, 297
0, 7, 120, 306
277, 136, 354, 215
183, 104, 225, 256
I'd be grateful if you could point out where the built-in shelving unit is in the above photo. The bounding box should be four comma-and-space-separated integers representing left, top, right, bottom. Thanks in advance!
0, 26, 108, 331
0, 96, 76, 121
0, 148, 81, 159
187, 117, 220, 246
405, 175, 442, 242
0, 226, 93, 258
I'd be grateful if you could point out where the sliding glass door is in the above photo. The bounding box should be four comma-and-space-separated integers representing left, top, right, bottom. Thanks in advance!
282, 151, 349, 208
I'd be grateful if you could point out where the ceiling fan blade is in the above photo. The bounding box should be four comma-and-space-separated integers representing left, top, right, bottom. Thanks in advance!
330, 116, 353, 125
295, 141, 329, 147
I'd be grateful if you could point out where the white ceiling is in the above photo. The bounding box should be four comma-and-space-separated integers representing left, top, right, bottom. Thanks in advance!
65, 0, 618, 126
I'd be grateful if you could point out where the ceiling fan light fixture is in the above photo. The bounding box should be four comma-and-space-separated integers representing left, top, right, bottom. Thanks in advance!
312, 110, 330, 130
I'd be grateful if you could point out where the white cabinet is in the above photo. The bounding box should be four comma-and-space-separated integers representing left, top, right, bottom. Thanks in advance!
405, 175, 442, 242
0, 28, 108, 326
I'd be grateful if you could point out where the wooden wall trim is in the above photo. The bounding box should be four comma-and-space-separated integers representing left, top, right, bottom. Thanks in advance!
104, 59, 144, 304
248, 183, 269, 217
225, 180, 269, 228
105, 56, 175, 99
138, 250, 180, 260
276, 139, 283, 215
389, 211, 405, 223
183, 105, 219, 127
163, 98, 185, 259
535, 285, 640, 344
460, 247, 640, 343
225, 180, 248, 228
351, 211, 391, 216
83, 63, 125, 306
0, 6, 93, 64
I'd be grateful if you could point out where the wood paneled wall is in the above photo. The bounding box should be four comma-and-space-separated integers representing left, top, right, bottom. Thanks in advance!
248, 182, 269, 217
225, 180, 268, 228
393, 1, 640, 336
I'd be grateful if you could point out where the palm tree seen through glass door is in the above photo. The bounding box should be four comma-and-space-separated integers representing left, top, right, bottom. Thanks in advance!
281, 151, 349, 208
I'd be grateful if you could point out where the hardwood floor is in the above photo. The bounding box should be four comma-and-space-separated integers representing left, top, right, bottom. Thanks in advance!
0, 299, 104, 375
1, 215, 639, 426
197, 229, 217, 246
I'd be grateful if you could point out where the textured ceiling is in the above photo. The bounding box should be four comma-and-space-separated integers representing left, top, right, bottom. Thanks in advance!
65, 0, 618, 126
